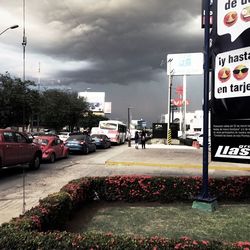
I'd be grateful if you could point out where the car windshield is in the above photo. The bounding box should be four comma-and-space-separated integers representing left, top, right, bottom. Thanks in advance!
59, 132, 69, 136
67, 135, 86, 141
33, 138, 49, 145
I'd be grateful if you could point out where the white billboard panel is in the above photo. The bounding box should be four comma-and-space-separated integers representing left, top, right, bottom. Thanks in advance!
104, 102, 112, 114
167, 53, 203, 76
78, 92, 105, 112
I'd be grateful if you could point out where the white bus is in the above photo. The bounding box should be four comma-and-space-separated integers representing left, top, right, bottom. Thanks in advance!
91, 120, 127, 144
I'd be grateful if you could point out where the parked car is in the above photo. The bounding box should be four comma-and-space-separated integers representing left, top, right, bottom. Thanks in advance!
65, 134, 96, 154
186, 132, 202, 140
0, 129, 42, 170
33, 136, 69, 163
58, 131, 83, 142
197, 134, 211, 147
58, 132, 71, 142
91, 134, 111, 149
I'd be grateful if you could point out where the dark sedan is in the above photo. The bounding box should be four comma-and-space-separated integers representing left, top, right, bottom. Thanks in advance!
65, 134, 96, 154
91, 134, 111, 149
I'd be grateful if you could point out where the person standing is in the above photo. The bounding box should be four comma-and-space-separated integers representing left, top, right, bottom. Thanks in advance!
134, 131, 139, 149
141, 129, 146, 149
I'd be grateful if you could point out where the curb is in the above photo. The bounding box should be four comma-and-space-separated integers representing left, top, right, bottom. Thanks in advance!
105, 160, 250, 172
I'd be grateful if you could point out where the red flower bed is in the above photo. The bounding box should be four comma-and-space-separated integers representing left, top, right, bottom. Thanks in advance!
0, 175, 249, 249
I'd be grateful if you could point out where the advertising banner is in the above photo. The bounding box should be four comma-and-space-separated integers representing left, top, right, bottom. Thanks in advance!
211, 0, 250, 163
104, 102, 112, 114
78, 92, 105, 112
167, 53, 203, 76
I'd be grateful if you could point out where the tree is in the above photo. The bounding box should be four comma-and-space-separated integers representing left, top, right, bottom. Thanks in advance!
39, 90, 88, 132
0, 73, 36, 129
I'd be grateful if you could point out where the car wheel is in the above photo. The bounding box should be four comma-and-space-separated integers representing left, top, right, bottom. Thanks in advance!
29, 154, 41, 170
50, 153, 56, 163
64, 150, 69, 158
85, 147, 89, 154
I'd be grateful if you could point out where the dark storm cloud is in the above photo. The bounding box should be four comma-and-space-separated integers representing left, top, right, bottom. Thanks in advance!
27, 0, 204, 86
1, 0, 205, 123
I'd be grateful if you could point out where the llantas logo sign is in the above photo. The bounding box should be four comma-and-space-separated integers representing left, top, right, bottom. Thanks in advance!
215, 145, 250, 159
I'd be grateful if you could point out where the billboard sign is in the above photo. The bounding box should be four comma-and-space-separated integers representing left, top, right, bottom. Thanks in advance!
214, 47, 250, 99
167, 53, 203, 76
210, 0, 250, 163
104, 102, 112, 114
78, 92, 105, 112
217, 0, 250, 42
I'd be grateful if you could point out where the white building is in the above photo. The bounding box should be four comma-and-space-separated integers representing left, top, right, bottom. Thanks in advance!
161, 110, 204, 134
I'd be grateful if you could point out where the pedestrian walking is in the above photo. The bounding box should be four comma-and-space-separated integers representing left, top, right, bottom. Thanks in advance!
134, 131, 139, 149
141, 129, 146, 149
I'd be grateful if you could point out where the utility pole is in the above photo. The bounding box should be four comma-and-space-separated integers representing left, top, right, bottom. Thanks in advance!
22, 0, 27, 215
22, 0, 27, 132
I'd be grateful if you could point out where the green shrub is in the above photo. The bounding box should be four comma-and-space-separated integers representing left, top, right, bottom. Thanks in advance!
0, 175, 249, 249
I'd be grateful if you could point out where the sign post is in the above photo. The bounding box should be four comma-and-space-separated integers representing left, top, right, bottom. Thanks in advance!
192, 0, 218, 212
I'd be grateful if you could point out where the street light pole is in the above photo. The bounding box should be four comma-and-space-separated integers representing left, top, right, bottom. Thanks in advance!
22, 0, 27, 132
0, 25, 19, 36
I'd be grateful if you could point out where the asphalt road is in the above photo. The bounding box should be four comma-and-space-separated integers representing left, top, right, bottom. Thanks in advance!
0, 142, 249, 225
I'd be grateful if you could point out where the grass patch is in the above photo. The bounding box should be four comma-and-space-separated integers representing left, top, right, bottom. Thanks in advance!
65, 202, 250, 242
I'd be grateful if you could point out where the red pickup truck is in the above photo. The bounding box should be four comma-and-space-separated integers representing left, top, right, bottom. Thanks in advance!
0, 129, 42, 170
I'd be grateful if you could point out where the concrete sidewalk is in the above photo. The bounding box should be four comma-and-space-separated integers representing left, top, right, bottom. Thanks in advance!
105, 143, 250, 176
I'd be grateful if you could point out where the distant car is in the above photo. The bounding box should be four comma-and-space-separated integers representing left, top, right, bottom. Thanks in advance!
58, 131, 83, 142
91, 134, 111, 149
58, 132, 71, 142
0, 129, 42, 170
33, 136, 69, 163
197, 134, 211, 147
186, 132, 202, 140
65, 134, 96, 154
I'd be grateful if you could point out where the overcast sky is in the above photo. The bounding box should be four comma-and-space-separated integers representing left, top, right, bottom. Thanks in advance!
0, 0, 204, 125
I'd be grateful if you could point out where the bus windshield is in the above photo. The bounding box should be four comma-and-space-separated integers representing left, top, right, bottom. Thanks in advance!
100, 122, 117, 130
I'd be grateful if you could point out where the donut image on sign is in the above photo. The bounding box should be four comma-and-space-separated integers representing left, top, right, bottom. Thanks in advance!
233, 65, 249, 80
218, 67, 231, 82
223, 11, 238, 27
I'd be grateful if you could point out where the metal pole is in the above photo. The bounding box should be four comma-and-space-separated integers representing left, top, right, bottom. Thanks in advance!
182, 75, 187, 139
22, 167, 26, 214
202, 0, 210, 199
37, 62, 41, 132
22, 0, 27, 132
128, 107, 131, 147
22, 0, 27, 214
